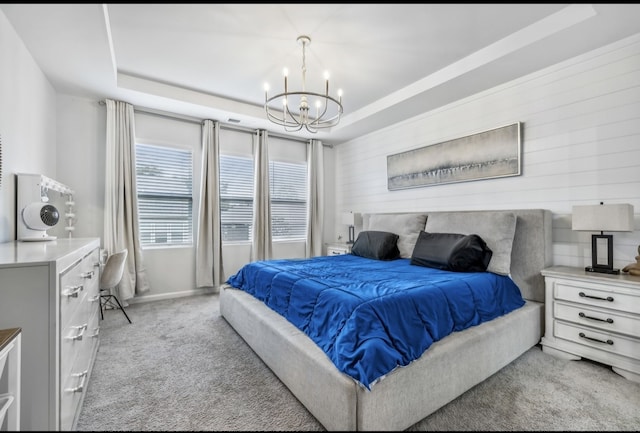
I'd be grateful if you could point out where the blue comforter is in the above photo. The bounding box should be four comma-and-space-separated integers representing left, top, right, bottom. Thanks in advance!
226, 254, 525, 389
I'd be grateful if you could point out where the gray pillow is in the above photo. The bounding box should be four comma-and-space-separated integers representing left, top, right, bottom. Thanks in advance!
364, 213, 427, 259
425, 212, 516, 275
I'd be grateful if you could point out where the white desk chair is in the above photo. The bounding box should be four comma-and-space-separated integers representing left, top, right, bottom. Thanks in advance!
99, 249, 132, 324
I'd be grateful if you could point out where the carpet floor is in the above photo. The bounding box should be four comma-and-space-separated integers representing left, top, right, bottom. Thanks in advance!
76, 293, 640, 431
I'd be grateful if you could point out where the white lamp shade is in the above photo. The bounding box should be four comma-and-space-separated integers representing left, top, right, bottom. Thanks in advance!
341, 212, 362, 226
341, 212, 354, 226
572, 204, 634, 232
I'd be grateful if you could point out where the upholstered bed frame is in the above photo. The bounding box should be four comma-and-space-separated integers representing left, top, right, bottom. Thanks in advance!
220, 209, 552, 431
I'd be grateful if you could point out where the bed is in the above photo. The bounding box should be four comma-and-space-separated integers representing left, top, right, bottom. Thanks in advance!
220, 209, 552, 431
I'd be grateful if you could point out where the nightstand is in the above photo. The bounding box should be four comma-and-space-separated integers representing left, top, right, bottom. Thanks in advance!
326, 243, 351, 256
540, 266, 640, 383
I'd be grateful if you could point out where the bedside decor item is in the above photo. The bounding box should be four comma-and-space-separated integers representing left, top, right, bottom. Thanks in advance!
621, 244, 640, 276
387, 122, 521, 190
572, 202, 634, 274
264, 35, 343, 133
341, 211, 362, 245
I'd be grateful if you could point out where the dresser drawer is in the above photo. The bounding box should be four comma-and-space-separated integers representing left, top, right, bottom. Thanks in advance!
60, 289, 99, 381
554, 281, 640, 315
554, 302, 639, 337
554, 320, 640, 360
60, 307, 99, 431
60, 250, 100, 329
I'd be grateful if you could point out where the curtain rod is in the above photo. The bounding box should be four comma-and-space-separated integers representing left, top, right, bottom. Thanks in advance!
98, 100, 333, 147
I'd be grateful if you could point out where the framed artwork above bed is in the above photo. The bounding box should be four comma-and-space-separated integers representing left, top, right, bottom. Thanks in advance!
386, 122, 521, 190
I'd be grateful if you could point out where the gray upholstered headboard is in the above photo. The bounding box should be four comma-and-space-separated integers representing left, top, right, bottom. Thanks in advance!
361, 209, 552, 303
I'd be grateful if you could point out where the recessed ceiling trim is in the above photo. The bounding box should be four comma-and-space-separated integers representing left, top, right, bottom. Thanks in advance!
338, 4, 597, 129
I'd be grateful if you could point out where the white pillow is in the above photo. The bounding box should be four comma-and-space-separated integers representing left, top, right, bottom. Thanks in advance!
364, 213, 427, 259
424, 211, 517, 275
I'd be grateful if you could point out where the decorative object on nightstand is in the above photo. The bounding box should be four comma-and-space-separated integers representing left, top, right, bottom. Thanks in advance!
622, 245, 640, 277
571, 202, 634, 274
341, 211, 362, 245
540, 266, 640, 384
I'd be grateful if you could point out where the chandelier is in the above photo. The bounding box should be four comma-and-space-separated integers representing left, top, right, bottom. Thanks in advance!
264, 35, 343, 133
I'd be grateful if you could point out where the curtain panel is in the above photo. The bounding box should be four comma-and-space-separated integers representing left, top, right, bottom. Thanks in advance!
104, 99, 150, 301
196, 119, 224, 289
306, 139, 324, 257
251, 130, 272, 261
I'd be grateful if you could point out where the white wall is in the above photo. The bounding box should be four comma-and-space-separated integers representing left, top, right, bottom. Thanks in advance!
0, 10, 58, 243
334, 33, 640, 272
52, 95, 105, 241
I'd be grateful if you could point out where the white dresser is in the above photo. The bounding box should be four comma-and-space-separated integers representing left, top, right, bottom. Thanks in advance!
0, 238, 101, 431
541, 266, 640, 383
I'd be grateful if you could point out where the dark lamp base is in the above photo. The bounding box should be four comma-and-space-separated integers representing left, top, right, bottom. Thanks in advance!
585, 266, 620, 275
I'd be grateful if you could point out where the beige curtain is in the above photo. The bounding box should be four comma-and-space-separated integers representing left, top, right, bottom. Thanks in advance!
306, 139, 324, 257
251, 129, 272, 261
196, 120, 223, 289
103, 99, 150, 302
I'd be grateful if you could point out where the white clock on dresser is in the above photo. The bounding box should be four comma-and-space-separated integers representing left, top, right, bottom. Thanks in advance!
541, 266, 640, 383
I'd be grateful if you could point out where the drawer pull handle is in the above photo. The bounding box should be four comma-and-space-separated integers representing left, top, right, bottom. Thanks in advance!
62, 285, 83, 298
579, 332, 613, 345
66, 323, 88, 341
90, 327, 100, 338
65, 370, 88, 393
578, 292, 614, 302
89, 295, 100, 303
578, 312, 614, 324
81, 270, 94, 279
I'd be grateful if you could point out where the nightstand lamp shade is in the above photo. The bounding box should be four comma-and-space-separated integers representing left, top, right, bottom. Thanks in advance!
572, 203, 634, 274
341, 211, 362, 244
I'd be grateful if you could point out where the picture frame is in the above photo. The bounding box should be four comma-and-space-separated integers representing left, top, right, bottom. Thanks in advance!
387, 122, 521, 190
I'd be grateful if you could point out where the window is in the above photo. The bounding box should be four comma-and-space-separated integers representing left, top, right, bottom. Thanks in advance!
220, 155, 254, 242
219, 154, 308, 242
135, 143, 193, 246
270, 160, 307, 240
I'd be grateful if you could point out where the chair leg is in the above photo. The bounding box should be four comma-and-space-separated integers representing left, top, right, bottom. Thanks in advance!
100, 294, 132, 324
110, 295, 132, 324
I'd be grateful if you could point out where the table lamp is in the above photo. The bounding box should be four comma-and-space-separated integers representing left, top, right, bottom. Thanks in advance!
572, 202, 634, 274
341, 211, 362, 245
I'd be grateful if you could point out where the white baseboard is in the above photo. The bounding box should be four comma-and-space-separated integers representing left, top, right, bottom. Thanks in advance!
128, 287, 217, 305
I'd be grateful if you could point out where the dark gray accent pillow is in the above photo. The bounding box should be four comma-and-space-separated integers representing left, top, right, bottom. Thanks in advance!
410, 231, 493, 272
351, 231, 400, 261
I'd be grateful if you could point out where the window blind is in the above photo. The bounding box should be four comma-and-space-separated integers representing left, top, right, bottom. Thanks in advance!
135, 143, 193, 246
219, 154, 308, 242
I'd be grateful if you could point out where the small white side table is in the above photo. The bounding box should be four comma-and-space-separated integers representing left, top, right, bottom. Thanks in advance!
0, 328, 21, 431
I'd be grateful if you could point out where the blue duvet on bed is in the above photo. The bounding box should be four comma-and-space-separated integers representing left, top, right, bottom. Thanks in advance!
226, 254, 525, 389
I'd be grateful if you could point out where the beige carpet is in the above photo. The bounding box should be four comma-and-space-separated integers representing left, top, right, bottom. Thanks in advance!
77, 293, 640, 431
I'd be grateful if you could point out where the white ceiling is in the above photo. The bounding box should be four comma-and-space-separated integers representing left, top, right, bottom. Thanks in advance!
2, 4, 640, 145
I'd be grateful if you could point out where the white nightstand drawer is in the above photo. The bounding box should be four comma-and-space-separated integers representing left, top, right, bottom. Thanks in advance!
327, 244, 351, 255
554, 302, 638, 336
555, 320, 639, 360
554, 281, 640, 315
